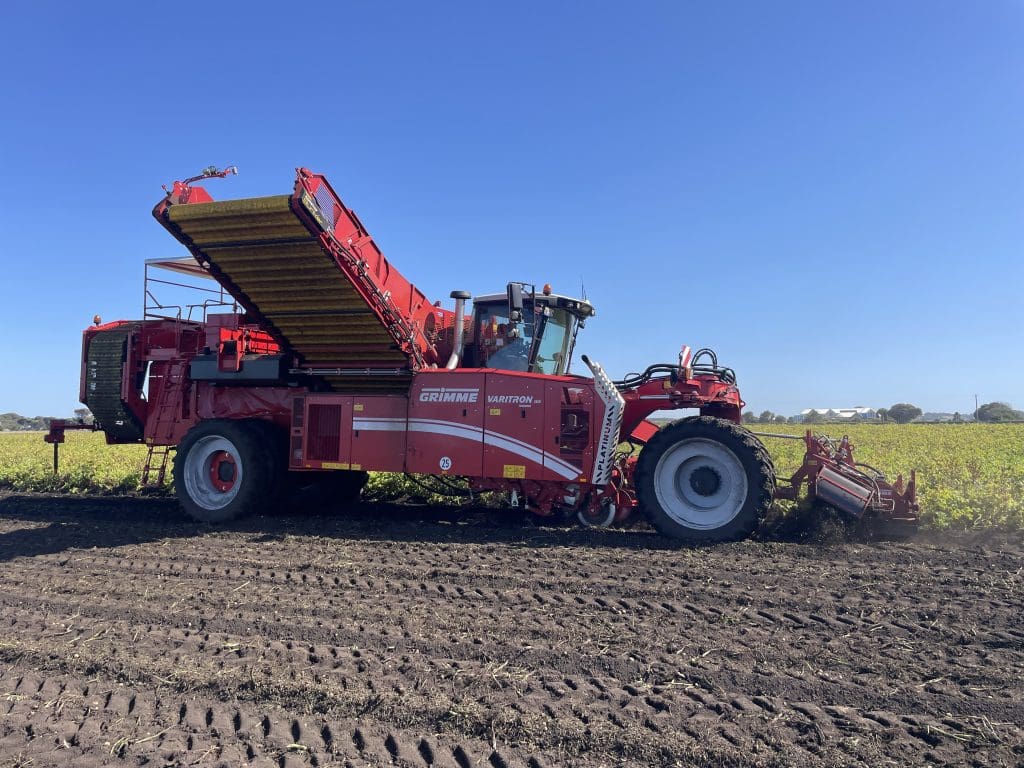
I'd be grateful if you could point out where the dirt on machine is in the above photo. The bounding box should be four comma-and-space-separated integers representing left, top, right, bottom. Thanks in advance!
46, 166, 919, 542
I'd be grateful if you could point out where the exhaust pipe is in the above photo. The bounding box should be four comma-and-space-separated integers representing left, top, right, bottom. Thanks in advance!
446, 290, 472, 369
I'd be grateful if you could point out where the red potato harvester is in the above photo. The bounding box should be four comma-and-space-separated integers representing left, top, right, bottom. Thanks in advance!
46, 167, 918, 541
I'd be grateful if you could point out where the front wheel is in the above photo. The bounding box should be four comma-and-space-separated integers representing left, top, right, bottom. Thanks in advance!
173, 419, 275, 523
634, 416, 775, 542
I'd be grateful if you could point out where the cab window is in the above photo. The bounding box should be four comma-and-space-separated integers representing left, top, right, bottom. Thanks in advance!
531, 310, 571, 375
477, 303, 534, 372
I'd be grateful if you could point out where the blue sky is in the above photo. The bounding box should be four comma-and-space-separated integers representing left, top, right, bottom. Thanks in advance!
1, 1, 1021, 417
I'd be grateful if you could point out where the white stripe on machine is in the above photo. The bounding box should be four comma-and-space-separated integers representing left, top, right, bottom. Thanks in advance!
352, 417, 581, 480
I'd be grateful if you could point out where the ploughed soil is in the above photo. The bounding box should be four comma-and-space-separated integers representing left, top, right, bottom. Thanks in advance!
0, 494, 1021, 767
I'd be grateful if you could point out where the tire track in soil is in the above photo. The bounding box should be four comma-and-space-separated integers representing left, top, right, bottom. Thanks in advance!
0, 494, 1022, 766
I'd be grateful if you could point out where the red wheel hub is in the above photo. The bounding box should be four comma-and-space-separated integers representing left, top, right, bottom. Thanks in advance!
208, 451, 237, 492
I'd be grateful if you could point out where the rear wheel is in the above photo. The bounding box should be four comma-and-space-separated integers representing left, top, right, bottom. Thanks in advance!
173, 419, 274, 523
635, 416, 774, 542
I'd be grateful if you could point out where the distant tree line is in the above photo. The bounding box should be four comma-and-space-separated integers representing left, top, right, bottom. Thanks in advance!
0, 408, 92, 432
0, 412, 55, 431
877, 402, 1024, 423
741, 410, 790, 424
743, 401, 1023, 425
975, 402, 1024, 422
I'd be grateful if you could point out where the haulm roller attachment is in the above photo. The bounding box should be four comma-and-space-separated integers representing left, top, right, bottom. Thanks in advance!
757, 430, 919, 536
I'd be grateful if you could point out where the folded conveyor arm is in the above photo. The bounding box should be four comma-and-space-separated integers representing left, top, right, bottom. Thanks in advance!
153, 169, 451, 389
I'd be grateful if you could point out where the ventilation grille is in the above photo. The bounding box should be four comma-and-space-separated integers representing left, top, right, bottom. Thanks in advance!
306, 403, 343, 461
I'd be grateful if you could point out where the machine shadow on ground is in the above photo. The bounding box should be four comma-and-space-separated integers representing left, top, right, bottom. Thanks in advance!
0, 493, 692, 562
0, 492, 966, 564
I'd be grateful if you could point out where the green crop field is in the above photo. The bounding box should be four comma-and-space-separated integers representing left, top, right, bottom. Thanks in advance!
1, 424, 1021, 530
0, 431, 149, 495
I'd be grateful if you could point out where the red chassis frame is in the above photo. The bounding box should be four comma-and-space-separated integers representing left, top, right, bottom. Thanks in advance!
47, 322, 744, 525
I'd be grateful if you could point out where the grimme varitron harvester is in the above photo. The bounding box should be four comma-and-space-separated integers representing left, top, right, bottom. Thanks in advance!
46, 167, 919, 541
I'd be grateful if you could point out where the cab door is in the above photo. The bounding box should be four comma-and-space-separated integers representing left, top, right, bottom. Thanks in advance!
482, 372, 546, 480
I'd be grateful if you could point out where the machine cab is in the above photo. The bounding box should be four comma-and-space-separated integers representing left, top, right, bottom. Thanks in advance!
465, 283, 595, 376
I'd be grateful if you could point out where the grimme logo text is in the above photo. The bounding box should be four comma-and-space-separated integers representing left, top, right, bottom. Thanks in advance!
487, 395, 538, 406
419, 387, 479, 403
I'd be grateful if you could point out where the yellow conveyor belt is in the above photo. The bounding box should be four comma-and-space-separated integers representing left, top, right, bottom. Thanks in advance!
165, 196, 411, 391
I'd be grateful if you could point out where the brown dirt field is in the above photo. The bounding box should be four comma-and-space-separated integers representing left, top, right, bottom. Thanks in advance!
0, 494, 1021, 767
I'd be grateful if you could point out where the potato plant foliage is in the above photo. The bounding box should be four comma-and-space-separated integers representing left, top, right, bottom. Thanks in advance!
1, 424, 1021, 530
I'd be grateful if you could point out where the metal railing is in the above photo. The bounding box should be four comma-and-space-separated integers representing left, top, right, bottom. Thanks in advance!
143, 260, 239, 324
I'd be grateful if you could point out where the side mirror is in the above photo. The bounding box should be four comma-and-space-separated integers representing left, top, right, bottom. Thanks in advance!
507, 282, 524, 323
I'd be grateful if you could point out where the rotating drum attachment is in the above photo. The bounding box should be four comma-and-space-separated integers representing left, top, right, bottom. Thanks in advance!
811, 437, 919, 535
816, 466, 875, 517
760, 430, 920, 536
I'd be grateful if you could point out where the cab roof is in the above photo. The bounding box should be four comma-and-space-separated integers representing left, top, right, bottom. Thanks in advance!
473, 291, 596, 318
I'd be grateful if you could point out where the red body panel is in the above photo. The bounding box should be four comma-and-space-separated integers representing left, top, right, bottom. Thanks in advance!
301, 394, 354, 468
482, 373, 546, 481
401, 369, 597, 483
282, 369, 602, 483
407, 372, 486, 477
351, 395, 408, 472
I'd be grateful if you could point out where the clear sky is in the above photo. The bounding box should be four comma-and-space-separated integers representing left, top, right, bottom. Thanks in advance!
1, 1, 1021, 417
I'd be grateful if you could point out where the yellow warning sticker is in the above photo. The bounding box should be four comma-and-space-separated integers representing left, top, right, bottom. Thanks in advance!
354, 403, 364, 412
489, 408, 502, 416
322, 461, 350, 470
503, 464, 526, 479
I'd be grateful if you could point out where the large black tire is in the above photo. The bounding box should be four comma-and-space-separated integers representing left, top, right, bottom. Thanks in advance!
248, 419, 288, 502
635, 416, 775, 542
173, 419, 276, 523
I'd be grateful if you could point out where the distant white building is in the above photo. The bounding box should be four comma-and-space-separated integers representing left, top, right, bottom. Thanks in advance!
801, 407, 878, 421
